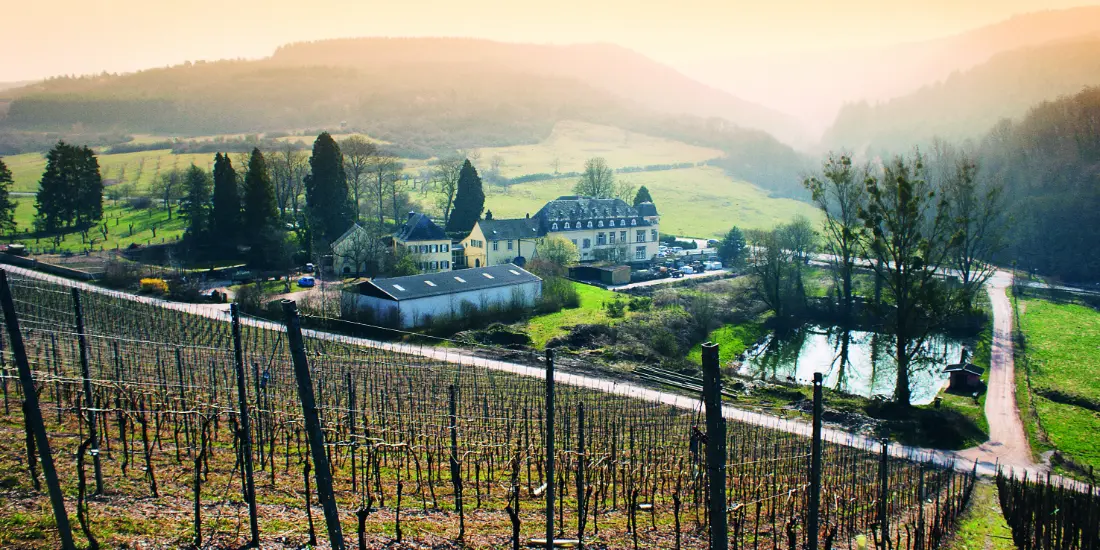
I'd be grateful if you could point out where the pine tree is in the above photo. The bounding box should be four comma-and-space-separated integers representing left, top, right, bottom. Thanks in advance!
211, 153, 241, 250
0, 158, 16, 236
633, 185, 654, 206
445, 159, 484, 234
242, 148, 280, 266
305, 132, 354, 245
180, 164, 212, 247
75, 145, 103, 226
35, 141, 79, 234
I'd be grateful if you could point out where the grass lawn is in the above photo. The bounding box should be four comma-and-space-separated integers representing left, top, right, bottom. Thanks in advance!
8, 197, 186, 252
937, 301, 994, 438
944, 480, 1016, 550
472, 120, 723, 178
1016, 294, 1100, 475
5, 149, 216, 193
687, 318, 768, 365
523, 282, 629, 348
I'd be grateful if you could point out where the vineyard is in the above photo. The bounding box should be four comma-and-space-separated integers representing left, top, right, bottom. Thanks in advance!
0, 269, 978, 549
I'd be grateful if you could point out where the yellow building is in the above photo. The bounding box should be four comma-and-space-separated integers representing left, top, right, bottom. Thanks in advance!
393, 212, 453, 272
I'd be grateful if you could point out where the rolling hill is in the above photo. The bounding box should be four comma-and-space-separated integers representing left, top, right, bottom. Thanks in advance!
821, 36, 1100, 154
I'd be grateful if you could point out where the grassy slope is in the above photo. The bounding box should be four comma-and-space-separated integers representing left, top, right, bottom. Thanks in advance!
1017, 295, 1100, 474
944, 480, 1016, 550
8, 197, 186, 252
687, 318, 769, 365
523, 282, 628, 348
5, 149, 216, 193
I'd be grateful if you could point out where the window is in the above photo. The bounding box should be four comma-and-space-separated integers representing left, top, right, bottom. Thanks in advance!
631, 219, 637, 226
583, 238, 591, 249
482, 273, 495, 279
609, 232, 616, 244
636, 230, 646, 242
596, 232, 606, 246
507, 240, 514, 250
425, 280, 437, 287
564, 222, 570, 229
620, 231, 627, 243
571, 239, 578, 247
619, 219, 626, 227
442, 244, 449, 253
651, 229, 658, 242
509, 269, 521, 275
430, 261, 438, 270
552, 223, 558, 231
635, 246, 646, 260
598, 220, 604, 228
587, 221, 593, 228
392, 284, 406, 291
493, 241, 499, 251
442, 261, 450, 269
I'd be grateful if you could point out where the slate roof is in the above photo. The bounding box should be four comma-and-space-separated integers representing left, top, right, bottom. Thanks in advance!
943, 363, 984, 376
332, 223, 367, 248
355, 263, 541, 301
481, 218, 542, 241
636, 201, 659, 218
533, 196, 652, 232
394, 212, 448, 242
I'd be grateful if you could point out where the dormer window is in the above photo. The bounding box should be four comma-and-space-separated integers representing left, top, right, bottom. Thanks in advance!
564, 222, 570, 229
619, 220, 626, 227
631, 219, 637, 226
598, 220, 604, 228
587, 221, 593, 228
552, 223, 558, 231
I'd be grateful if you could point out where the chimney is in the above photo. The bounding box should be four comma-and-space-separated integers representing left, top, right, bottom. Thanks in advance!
407, 211, 417, 221
525, 213, 530, 219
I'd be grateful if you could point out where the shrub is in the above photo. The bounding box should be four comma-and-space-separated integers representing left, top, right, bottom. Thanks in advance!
605, 298, 626, 319
139, 278, 168, 294
101, 259, 142, 289
628, 296, 652, 312
128, 196, 154, 210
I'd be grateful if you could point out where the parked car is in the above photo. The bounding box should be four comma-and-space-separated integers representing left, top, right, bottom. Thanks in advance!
304, 262, 315, 273
670, 269, 684, 278
297, 276, 316, 288
679, 266, 695, 275
707, 239, 719, 247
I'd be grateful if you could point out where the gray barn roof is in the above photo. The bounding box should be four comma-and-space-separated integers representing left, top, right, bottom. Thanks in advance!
395, 212, 448, 242
355, 263, 541, 301
481, 218, 542, 241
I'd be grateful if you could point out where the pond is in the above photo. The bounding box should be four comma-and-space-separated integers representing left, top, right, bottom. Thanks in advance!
738, 325, 965, 405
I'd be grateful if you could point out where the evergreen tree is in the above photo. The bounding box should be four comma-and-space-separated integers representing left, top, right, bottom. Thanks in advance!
717, 226, 746, 265
445, 159, 484, 234
35, 141, 79, 234
180, 164, 212, 247
211, 153, 241, 250
242, 148, 281, 266
305, 132, 354, 245
633, 185, 654, 206
74, 146, 103, 226
0, 158, 16, 236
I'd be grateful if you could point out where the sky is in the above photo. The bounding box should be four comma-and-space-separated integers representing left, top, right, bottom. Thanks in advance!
4, 0, 1098, 83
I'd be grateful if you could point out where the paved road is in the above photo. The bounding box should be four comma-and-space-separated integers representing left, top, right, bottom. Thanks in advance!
3, 262, 1095, 493
958, 271, 1038, 472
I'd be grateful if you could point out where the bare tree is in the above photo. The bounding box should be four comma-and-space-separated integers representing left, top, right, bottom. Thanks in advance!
573, 157, 616, 198
943, 154, 1004, 309
432, 154, 466, 224
804, 152, 867, 322
342, 136, 378, 222
390, 174, 413, 226
368, 154, 402, 229
270, 141, 308, 218
150, 169, 186, 220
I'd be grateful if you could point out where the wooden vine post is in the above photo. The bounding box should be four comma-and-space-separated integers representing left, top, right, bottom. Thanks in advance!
283, 299, 344, 550
545, 348, 556, 549
0, 270, 76, 550
808, 371, 824, 550
231, 303, 260, 547
71, 287, 104, 496
700, 342, 727, 550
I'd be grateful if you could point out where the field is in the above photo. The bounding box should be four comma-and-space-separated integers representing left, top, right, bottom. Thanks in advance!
4, 149, 216, 194
1015, 293, 1100, 476
523, 282, 630, 347
0, 270, 974, 549
473, 121, 722, 178
7, 197, 186, 253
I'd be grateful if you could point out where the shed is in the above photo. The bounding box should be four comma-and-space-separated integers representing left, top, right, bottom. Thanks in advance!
943, 363, 984, 391
569, 265, 630, 286
342, 263, 542, 328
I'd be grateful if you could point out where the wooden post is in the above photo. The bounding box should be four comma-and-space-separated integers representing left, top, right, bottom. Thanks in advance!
0, 270, 75, 550
701, 342, 727, 550
71, 288, 104, 496
231, 304, 259, 547
449, 383, 465, 541
879, 438, 890, 549
545, 349, 556, 549
282, 299, 344, 550
808, 372, 823, 550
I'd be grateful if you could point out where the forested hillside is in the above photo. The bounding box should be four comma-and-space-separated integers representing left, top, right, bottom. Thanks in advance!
981, 86, 1100, 282
824, 38, 1100, 154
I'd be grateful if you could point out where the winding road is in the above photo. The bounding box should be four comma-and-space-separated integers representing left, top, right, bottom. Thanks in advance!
2, 262, 1091, 492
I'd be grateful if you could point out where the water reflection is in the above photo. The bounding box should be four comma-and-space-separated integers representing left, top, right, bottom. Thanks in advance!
739, 325, 963, 405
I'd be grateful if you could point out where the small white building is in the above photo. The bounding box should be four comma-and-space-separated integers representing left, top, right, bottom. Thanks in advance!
342, 264, 542, 328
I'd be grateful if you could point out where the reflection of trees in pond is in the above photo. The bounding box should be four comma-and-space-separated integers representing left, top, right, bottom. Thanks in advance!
749, 327, 806, 382
828, 327, 852, 393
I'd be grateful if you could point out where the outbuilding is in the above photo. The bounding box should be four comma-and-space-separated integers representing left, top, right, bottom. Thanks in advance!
943, 363, 984, 392
342, 264, 542, 328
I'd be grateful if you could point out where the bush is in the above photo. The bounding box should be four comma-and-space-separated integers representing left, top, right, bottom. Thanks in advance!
234, 282, 266, 315
628, 296, 652, 312
139, 278, 168, 294
605, 298, 626, 318
537, 276, 580, 313
128, 196, 154, 210
101, 259, 142, 289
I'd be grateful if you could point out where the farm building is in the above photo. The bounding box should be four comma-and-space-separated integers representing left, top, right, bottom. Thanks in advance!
342, 264, 542, 328
943, 363, 984, 391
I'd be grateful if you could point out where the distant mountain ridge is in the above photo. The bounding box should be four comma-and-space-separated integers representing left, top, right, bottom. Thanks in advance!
821, 36, 1100, 153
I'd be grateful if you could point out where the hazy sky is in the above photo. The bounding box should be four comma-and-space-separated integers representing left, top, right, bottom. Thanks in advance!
3, 0, 1098, 82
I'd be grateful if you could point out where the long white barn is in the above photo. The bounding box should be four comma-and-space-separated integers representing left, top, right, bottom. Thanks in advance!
342, 263, 542, 328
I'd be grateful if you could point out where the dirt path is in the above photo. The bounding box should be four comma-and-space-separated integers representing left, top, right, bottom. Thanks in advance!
958, 271, 1037, 472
